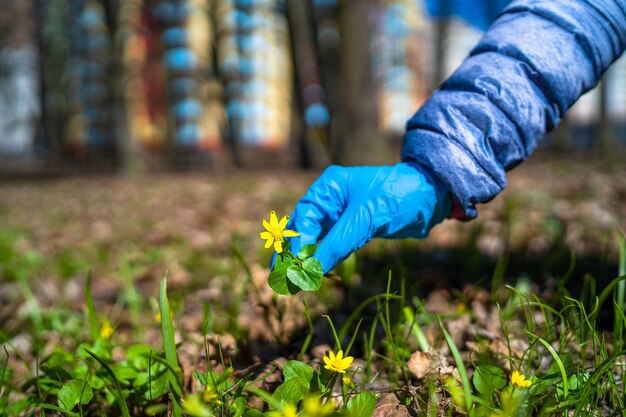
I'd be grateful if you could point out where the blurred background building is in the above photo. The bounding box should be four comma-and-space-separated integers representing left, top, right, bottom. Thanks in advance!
0, 0, 624, 172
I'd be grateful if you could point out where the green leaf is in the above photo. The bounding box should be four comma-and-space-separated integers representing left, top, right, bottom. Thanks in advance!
283, 361, 314, 383
473, 365, 507, 395
84, 349, 131, 417
302, 258, 323, 279
243, 410, 263, 417
230, 396, 247, 417
57, 379, 93, 411
297, 244, 317, 260
269, 256, 300, 295
145, 404, 169, 415
114, 366, 138, 384
84, 271, 99, 341
181, 394, 212, 417
286, 258, 323, 292
159, 273, 183, 417
8, 398, 31, 416
126, 344, 154, 369
270, 378, 307, 410
346, 391, 377, 417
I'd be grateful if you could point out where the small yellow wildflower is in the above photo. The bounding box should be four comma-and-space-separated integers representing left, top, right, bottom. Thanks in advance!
260, 211, 299, 253
154, 310, 173, 324
302, 396, 334, 415
342, 375, 354, 387
323, 350, 353, 374
181, 394, 213, 416
267, 403, 298, 417
99, 319, 114, 340
510, 370, 532, 388
201, 386, 222, 405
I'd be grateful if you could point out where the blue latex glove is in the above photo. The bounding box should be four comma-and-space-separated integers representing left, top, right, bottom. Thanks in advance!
287, 162, 453, 273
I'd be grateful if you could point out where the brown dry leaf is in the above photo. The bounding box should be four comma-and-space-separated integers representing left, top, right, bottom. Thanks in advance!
372, 393, 413, 417
445, 314, 470, 347
424, 289, 454, 314
407, 349, 458, 380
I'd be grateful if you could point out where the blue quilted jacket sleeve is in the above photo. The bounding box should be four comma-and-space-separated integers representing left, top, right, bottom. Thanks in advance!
402, 0, 626, 219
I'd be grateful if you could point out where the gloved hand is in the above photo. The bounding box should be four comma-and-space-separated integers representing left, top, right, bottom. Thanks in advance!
287, 162, 453, 273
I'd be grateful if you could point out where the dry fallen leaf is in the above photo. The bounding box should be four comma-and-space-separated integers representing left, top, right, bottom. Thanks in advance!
407, 349, 459, 380
372, 393, 413, 417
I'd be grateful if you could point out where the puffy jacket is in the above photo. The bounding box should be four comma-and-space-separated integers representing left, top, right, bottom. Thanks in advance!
402, 0, 626, 219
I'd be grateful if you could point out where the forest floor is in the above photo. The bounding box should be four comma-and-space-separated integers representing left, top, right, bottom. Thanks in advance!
1, 154, 626, 416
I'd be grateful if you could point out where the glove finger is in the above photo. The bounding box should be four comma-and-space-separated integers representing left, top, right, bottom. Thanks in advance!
314, 204, 375, 274
286, 166, 348, 256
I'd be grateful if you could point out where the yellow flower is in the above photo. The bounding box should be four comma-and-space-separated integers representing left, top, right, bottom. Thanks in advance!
510, 370, 532, 388
302, 396, 334, 415
260, 211, 299, 253
99, 319, 114, 340
267, 403, 298, 417
323, 350, 353, 374
201, 386, 222, 405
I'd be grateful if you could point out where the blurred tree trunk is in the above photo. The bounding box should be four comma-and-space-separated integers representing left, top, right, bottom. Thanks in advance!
101, 0, 124, 167
331, 0, 387, 165
286, 0, 330, 168
35, 0, 54, 162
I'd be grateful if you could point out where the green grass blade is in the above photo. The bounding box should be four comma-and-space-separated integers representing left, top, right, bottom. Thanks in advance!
402, 306, 429, 353
344, 318, 362, 356
616, 234, 626, 349
0, 347, 9, 404
491, 255, 507, 296
590, 274, 626, 323
84, 270, 99, 341
323, 315, 341, 351
525, 331, 568, 400
439, 317, 473, 413
244, 386, 283, 411
84, 349, 131, 417
618, 233, 626, 305
299, 300, 314, 358
337, 293, 401, 344
159, 272, 182, 417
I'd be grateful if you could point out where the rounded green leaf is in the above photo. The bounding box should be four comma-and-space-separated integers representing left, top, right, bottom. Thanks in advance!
473, 365, 507, 395
269, 256, 300, 295
286, 264, 322, 291
270, 378, 307, 410
283, 360, 314, 383
347, 391, 377, 417
302, 257, 323, 279
297, 244, 318, 260
58, 379, 93, 411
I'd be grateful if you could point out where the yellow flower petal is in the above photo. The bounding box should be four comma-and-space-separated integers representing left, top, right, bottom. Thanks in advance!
274, 240, 283, 253
511, 370, 532, 388
278, 215, 289, 229
323, 350, 353, 374
260, 231, 273, 239
283, 229, 299, 237
263, 218, 271, 231
264, 238, 274, 249
269, 211, 278, 227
